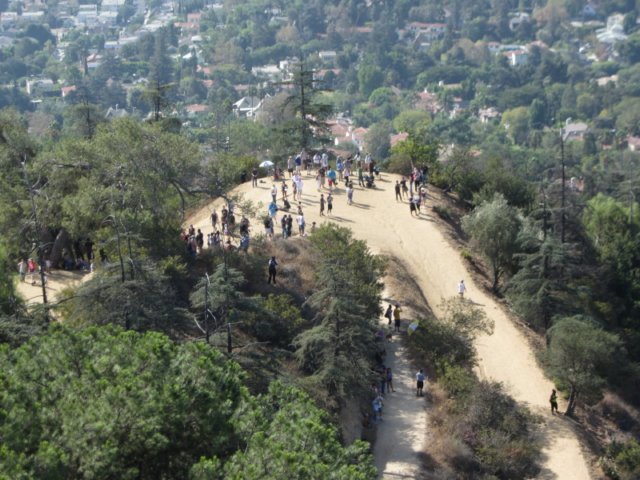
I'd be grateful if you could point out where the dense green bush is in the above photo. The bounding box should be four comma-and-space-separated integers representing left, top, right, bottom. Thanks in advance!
601, 440, 640, 480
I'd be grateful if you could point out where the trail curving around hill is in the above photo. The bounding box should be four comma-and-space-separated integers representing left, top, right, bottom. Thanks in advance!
188, 172, 592, 479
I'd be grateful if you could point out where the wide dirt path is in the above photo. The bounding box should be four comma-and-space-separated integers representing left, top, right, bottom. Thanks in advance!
189, 172, 591, 479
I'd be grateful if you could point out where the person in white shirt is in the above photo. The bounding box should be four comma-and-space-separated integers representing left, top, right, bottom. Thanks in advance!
297, 213, 306, 236
458, 280, 466, 298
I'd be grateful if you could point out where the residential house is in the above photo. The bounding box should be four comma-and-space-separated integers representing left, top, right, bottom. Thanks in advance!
562, 120, 589, 141
185, 104, 209, 116
318, 50, 337, 63
504, 49, 529, 66
233, 96, 263, 118
389, 132, 408, 148
596, 14, 627, 44
251, 64, 282, 82
414, 89, 442, 114
105, 105, 128, 119
100, 0, 121, 13
478, 107, 501, 124
26, 78, 56, 96
509, 12, 530, 31
627, 136, 640, 152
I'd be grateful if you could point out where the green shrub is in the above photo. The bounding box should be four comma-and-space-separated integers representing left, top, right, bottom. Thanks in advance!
603, 440, 640, 480
433, 204, 453, 221
458, 381, 542, 479
460, 248, 473, 263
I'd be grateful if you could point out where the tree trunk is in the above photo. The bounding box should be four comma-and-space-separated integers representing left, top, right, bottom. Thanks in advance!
565, 387, 577, 417
49, 228, 71, 267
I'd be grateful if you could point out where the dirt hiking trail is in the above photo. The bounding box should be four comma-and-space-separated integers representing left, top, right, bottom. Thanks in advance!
189, 172, 592, 479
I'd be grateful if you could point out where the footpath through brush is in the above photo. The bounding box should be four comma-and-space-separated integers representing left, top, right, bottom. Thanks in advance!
189, 171, 592, 480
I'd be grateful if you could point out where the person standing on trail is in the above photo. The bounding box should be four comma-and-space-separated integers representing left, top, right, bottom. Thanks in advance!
18, 259, 27, 282
320, 193, 325, 216
251, 167, 258, 187
395, 181, 402, 201
271, 184, 278, 203
357, 165, 365, 187
400, 177, 408, 198
211, 210, 218, 229
346, 183, 354, 205
327, 193, 333, 215
386, 367, 395, 393
550, 389, 559, 414
458, 280, 466, 298
287, 156, 294, 177
416, 369, 426, 397
267, 256, 278, 284
384, 304, 393, 325
297, 212, 306, 236
409, 198, 417, 217
393, 304, 402, 333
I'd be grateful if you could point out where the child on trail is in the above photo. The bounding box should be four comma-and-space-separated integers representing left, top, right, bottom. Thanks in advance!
458, 280, 466, 298
320, 194, 325, 216
327, 193, 333, 215
372, 394, 384, 422
267, 256, 278, 284
550, 389, 559, 414
346, 184, 354, 205
416, 369, 426, 397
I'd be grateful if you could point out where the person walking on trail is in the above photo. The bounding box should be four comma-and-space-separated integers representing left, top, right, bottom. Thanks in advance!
416, 369, 426, 397
268, 201, 278, 221
281, 215, 288, 239
393, 304, 402, 333
327, 193, 333, 215
384, 304, 393, 325
297, 212, 306, 236
550, 389, 559, 414
379, 369, 387, 397
327, 167, 337, 191
263, 216, 274, 239
395, 181, 402, 201
271, 184, 278, 203
386, 367, 395, 393
372, 394, 384, 422
211, 210, 218, 229
458, 279, 466, 298
18, 259, 27, 282
267, 256, 278, 284
320, 193, 325, 216
251, 167, 258, 187
27, 258, 37, 285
